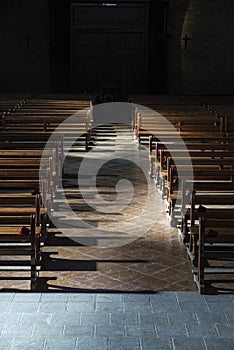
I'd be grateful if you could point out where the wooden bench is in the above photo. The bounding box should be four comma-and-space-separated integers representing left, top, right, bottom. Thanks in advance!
0, 94, 95, 290
194, 207, 234, 294
187, 190, 234, 260
166, 164, 234, 227
149, 135, 234, 179
0, 213, 43, 291
154, 145, 234, 196
135, 114, 219, 145
0, 96, 27, 114
1, 111, 93, 151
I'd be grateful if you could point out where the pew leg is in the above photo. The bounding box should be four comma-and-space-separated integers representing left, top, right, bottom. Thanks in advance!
190, 234, 198, 267
149, 158, 155, 178
85, 133, 89, 151
161, 176, 167, 199
155, 166, 160, 186
181, 214, 190, 245
198, 217, 205, 294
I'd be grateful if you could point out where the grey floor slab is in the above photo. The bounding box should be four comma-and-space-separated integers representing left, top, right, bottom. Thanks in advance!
0, 292, 233, 350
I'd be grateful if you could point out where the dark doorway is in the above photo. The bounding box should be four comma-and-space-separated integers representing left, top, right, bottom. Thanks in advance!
51, 1, 167, 99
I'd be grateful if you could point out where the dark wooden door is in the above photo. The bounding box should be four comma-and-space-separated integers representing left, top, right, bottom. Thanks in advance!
50, 0, 167, 96
71, 2, 148, 100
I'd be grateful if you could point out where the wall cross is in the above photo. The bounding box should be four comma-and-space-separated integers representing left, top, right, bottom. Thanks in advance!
24, 34, 32, 49
182, 34, 191, 49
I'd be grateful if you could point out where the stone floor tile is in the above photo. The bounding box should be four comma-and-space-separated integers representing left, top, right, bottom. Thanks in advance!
151, 300, 180, 313
123, 294, 151, 302
205, 338, 234, 350
67, 301, 95, 313
0, 313, 22, 325
50, 312, 81, 325
139, 312, 169, 325
9, 302, 39, 313
172, 337, 206, 350
175, 291, 205, 302
0, 293, 15, 302
225, 311, 234, 326
186, 324, 219, 337
13, 293, 41, 302
63, 325, 94, 338
0, 338, 13, 348
95, 324, 125, 338
0, 302, 11, 313
40, 293, 69, 302
39, 302, 67, 313
167, 312, 198, 326
216, 324, 234, 338
206, 302, 234, 313
20, 312, 52, 325
68, 294, 95, 302
95, 302, 124, 313
110, 312, 138, 325
178, 301, 209, 312
204, 294, 233, 302
156, 324, 187, 337
12, 338, 45, 350
124, 301, 153, 313
96, 294, 123, 303
81, 313, 109, 325
1, 324, 33, 338
150, 292, 177, 302
141, 337, 173, 350
126, 324, 156, 337
32, 324, 64, 338
75, 337, 108, 350
45, 338, 77, 350
196, 312, 228, 326
110, 337, 141, 350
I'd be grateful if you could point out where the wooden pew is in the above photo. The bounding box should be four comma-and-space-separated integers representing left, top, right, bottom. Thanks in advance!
149, 135, 234, 179
194, 206, 234, 294
187, 190, 234, 261
135, 112, 219, 145
0, 160, 55, 212
1, 111, 93, 151
0, 192, 46, 229
0, 94, 94, 290
166, 164, 234, 227
0, 213, 42, 291
154, 150, 234, 201
0, 96, 27, 114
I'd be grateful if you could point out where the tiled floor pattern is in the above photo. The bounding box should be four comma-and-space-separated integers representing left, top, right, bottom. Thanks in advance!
0, 292, 234, 350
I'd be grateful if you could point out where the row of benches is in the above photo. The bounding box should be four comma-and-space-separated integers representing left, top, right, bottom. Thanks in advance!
0, 94, 94, 290
130, 95, 234, 294
0, 94, 93, 151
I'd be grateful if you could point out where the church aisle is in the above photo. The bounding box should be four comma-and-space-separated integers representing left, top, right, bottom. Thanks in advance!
38, 124, 196, 292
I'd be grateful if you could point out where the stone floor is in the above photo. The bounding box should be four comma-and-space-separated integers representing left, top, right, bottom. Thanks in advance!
0, 292, 234, 350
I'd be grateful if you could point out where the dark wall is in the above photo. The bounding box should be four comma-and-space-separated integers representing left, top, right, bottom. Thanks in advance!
0, 0, 51, 93
167, 0, 234, 95
0, 0, 233, 96
0, 0, 167, 96
50, 0, 70, 92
